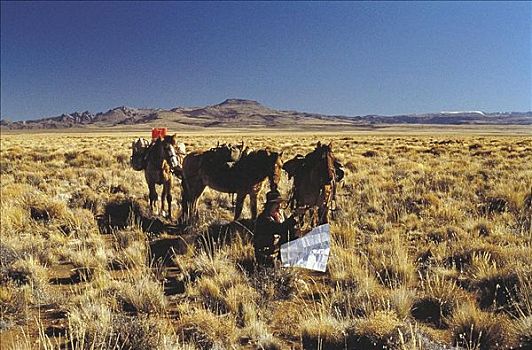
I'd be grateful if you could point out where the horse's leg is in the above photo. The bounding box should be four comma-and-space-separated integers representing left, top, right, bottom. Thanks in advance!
166, 178, 173, 220
180, 178, 195, 224
179, 182, 189, 225
294, 197, 306, 228
298, 205, 306, 228
318, 205, 329, 225
249, 191, 258, 220
148, 181, 158, 215
160, 181, 171, 219
234, 192, 246, 221
160, 183, 167, 217
186, 179, 205, 223
166, 180, 173, 219
192, 185, 205, 222
317, 186, 331, 225
249, 182, 263, 220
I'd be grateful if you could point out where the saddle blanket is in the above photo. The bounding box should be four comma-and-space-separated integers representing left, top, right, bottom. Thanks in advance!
280, 224, 330, 272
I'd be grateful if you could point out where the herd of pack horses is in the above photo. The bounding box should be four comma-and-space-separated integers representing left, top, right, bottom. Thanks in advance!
131, 133, 345, 227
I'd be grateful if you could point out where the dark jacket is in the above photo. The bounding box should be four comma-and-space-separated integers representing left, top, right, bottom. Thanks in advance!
254, 211, 298, 267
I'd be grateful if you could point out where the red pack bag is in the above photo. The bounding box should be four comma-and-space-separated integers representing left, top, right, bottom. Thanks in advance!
151, 127, 167, 140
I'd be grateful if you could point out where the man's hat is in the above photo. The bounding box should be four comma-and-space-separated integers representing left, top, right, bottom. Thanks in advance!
265, 190, 284, 204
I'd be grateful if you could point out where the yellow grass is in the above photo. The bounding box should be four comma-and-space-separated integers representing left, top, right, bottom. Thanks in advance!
1, 129, 531, 349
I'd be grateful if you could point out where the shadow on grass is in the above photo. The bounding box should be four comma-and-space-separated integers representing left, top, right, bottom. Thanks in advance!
96, 196, 168, 235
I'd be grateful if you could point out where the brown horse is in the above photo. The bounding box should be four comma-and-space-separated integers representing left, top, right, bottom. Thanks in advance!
179, 146, 283, 224
283, 142, 342, 226
144, 134, 181, 219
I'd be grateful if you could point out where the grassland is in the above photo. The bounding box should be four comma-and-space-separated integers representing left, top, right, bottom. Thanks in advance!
1, 129, 531, 349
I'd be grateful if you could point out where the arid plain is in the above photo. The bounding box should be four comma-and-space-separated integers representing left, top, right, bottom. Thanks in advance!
1, 127, 531, 349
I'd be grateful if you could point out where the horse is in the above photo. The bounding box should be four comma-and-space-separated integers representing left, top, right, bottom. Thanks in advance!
143, 134, 183, 219
179, 145, 283, 224
283, 141, 343, 226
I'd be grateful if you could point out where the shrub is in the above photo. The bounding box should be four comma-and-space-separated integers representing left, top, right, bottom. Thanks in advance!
473, 269, 520, 313
65, 149, 114, 168
115, 276, 167, 314
69, 187, 102, 213
68, 248, 108, 282
450, 303, 509, 350
24, 195, 70, 223
346, 310, 407, 349
0, 282, 29, 329
177, 308, 238, 350
427, 226, 464, 243
300, 315, 347, 350
411, 275, 467, 329
67, 300, 114, 348
6, 256, 48, 291
362, 150, 379, 157
113, 315, 177, 350
513, 316, 532, 349
250, 267, 298, 301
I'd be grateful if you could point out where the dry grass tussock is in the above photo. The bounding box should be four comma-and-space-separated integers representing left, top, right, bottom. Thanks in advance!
0, 132, 531, 349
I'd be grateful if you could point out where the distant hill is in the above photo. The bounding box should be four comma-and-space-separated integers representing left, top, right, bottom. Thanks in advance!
1, 99, 531, 130
351, 111, 532, 125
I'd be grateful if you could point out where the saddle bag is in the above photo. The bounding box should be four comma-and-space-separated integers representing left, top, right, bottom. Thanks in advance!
334, 160, 345, 182
130, 138, 150, 171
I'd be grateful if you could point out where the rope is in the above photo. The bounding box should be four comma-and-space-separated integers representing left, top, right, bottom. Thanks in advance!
318, 185, 331, 224
284, 184, 296, 210
232, 220, 255, 237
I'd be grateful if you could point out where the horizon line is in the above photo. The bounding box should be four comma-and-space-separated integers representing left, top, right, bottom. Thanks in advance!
1, 98, 531, 122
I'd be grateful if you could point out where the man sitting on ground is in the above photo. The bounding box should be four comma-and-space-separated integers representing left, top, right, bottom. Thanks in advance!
253, 190, 305, 268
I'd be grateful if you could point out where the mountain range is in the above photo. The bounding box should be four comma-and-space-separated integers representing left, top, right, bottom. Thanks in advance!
1, 99, 531, 130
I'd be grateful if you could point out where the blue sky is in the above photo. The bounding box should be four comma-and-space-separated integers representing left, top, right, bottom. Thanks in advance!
1, 1, 530, 120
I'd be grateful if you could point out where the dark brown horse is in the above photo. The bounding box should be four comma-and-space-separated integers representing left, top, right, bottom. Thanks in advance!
144, 134, 180, 219
179, 147, 283, 224
283, 142, 342, 226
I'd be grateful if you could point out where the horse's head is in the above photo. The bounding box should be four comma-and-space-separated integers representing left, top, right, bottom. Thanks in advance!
164, 134, 178, 146
230, 141, 245, 161
161, 134, 184, 155
266, 149, 283, 191
161, 134, 184, 170
132, 138, 146, 150
312, 141, 336, 184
